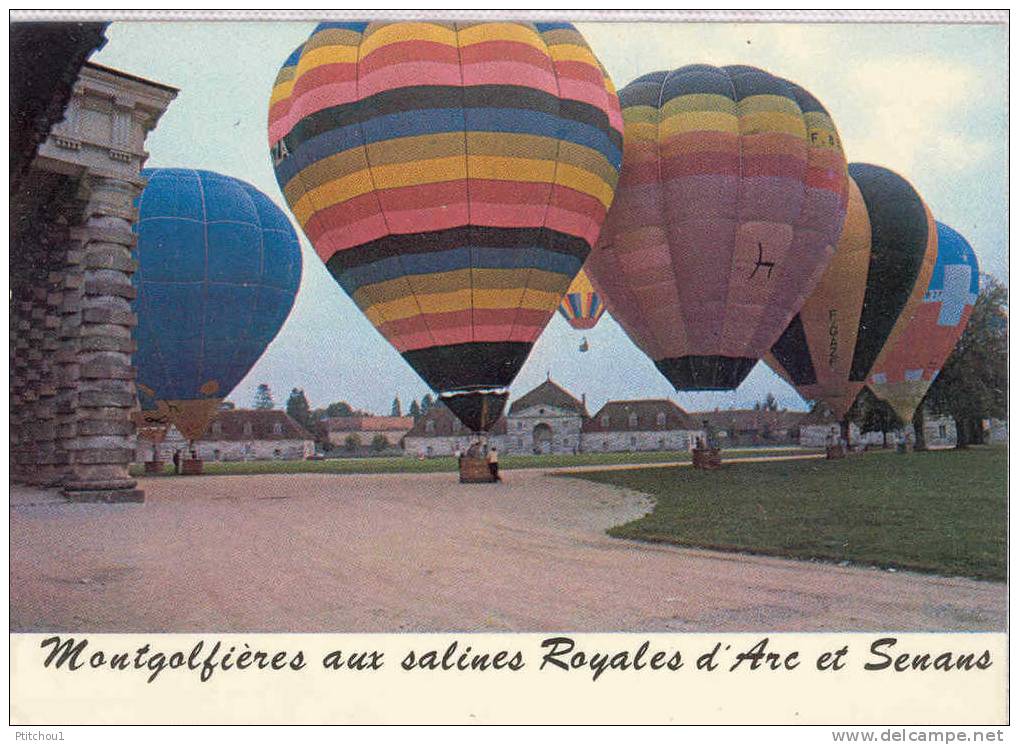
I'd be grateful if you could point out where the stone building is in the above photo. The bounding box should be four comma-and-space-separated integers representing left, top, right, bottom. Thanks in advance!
11, 24, 177, 502
405, 377, 586, 456
323, 415, 414, 449
797, 403, 862, 448
582, 400, 703, 452
198, 410, 314, 461
504, 378, 589, 454
137, 409, 315, 462
404, 404, 507, 458
693, 409, 807, 447
798, 402, 961, 448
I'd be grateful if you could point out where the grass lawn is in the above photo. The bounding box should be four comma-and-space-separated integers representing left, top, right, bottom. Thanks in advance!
568, 447, 1007, 581
130, 446, 815, 478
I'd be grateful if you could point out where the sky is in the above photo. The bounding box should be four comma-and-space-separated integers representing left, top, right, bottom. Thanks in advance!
92, 20, 1008, 416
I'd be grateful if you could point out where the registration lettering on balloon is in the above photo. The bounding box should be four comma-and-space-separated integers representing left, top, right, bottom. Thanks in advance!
749, 242, 776, 280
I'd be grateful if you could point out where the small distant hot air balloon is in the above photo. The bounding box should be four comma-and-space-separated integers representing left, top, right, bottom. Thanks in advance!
867, 222, 979, 422
767, 163, 938, 424
132, 168, 302, 444
269, 21, 622, 432
586, 65, 848, 391
558, 269, 606, 330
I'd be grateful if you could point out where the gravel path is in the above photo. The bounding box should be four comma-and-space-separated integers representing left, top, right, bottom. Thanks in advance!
10, 468, 1005, 632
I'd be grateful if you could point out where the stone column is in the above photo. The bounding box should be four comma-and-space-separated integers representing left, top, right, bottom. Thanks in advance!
55, 230, 86, 490
62, 173, 144, 503
10, 285, 35, 481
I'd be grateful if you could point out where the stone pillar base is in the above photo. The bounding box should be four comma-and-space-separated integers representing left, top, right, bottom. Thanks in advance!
63, 487, 144, 503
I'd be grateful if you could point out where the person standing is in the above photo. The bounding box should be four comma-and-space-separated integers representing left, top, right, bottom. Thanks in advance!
487, 446, 500, 482
172, 449, 181, 475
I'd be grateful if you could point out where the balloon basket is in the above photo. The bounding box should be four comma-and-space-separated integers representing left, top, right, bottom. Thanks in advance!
825, 445, 847, 460
144, 460, 164, 474
692, 447, 721, 470
182, 459, 204, 476
459, 456, 497, 484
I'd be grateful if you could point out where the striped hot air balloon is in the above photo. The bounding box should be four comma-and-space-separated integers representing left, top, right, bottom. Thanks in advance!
867, 222, 979, 422
585, 65, 849, 391
558, 269, 605, 330
767, 163, 938, 422
268, 22, 622, 431
132, 169, 302, 442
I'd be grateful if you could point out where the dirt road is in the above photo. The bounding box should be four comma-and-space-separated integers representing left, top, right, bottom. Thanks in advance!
10, 468, 1005, 632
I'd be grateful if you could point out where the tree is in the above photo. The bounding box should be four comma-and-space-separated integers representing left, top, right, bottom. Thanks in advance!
408, 400, 421, 421
344, 433, 362, 452
924, 276, 1007, 448
421, 393, 434, 414
253, 383, 274, 410
855, 388, 903, 447
390, 396, 402, 417
370, 434, 389, 452
286, 388, 313, 430
330, 401, 358, 419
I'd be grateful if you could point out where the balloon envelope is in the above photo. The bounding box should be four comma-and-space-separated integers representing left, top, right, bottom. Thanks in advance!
132, 168, 302, 440
767, 162, 938, 419
867, 222, 979, 421
269, 22, 622, 431
558, 269, 605, 330
586, 64, 848, 390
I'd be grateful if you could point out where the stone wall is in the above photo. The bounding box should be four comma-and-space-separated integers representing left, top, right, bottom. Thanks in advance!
580, 429, 700, 453
505, 404, 584, 454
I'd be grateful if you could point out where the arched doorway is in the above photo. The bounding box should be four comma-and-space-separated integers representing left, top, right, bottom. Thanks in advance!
533, 423, 553, 454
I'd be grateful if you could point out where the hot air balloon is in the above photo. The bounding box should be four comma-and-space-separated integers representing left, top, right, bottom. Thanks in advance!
269, 22, 622, 431
132, 168, 302, 444
558, 269, 606, 330
867, 222, 979, 422
767, 163, 938, 426
585, 65, 848, 391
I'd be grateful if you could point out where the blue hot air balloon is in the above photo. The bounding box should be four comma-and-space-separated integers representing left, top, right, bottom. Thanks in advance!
132, 168, 301, 441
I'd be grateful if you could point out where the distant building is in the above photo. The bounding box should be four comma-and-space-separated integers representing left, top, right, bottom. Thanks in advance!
136, 409, 314, 462
582, 399, 702, 453
798, 402, 962, 449
404, 405, 506, 458
323, 415, 414, 449
406, 378, 706, 456
798, 403, 862, 447
504, 378, 589, 454
693, 409, 806, 447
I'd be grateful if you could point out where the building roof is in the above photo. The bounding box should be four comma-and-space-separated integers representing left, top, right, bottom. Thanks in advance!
406, 403, 507, 437
323, 415, 414, 433
199, 409, 314, 442
583, 399, 697, 432
692, 408, 807, 432
508, 378, 588, 417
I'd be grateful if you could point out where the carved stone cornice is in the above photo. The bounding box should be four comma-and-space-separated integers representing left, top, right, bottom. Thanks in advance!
32, 62, 178, 184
